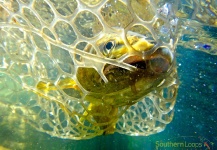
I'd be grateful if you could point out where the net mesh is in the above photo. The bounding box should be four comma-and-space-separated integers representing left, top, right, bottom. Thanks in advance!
0, 0, 215, 140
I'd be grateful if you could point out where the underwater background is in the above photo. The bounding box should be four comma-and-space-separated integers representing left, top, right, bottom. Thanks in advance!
0, 42, 216, 150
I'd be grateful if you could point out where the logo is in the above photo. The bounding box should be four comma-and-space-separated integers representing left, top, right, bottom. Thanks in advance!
155, 136, 215, 150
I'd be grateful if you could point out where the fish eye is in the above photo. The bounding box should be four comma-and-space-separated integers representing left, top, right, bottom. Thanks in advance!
105, 41, 116, 50
102, 40, 116, 56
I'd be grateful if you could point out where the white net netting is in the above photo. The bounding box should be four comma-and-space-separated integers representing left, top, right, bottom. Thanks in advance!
0, 0, 216, 141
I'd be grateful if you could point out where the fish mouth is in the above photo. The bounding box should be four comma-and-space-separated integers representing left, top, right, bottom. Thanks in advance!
76, 47, 174, 103
103, 47, 173, 75
123, 55, 147, 69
